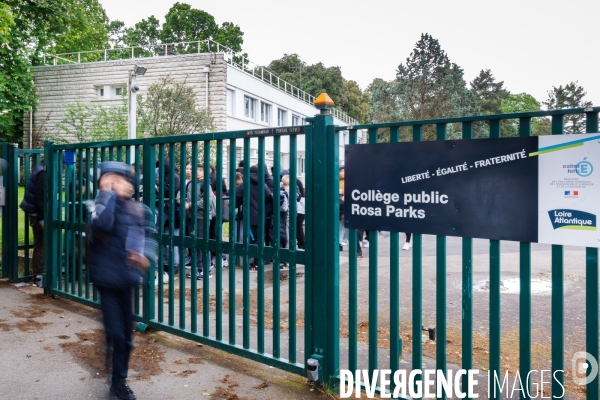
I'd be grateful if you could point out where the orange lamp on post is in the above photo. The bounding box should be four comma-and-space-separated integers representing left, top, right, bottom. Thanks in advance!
314, 93, 334, 115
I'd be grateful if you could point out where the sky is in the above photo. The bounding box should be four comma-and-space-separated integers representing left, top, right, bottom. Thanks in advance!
100, 0, 599, 107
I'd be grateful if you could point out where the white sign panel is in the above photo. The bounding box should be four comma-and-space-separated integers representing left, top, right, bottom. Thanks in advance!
538, 134, 600, 247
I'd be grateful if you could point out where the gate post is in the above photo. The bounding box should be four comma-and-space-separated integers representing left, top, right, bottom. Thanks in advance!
43, 140, 57, 296
0, 143, 7, 279
6, 144, 18, 281
305, 107, 340, 384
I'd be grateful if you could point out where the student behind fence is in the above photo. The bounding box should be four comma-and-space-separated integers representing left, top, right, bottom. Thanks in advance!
185, 164, 216, 280
209, 164, 228, 267
279, 175, 291, 270
86, 161, 157, 400
234, 164, 273, 271
402, 232, 413, 250
338, 166, 349, 250
20, 158, 45, 279
156, 157, 181, 275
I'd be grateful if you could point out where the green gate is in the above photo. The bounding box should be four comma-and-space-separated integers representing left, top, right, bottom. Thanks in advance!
19, 105, 600, 399
0, 143, 44, 282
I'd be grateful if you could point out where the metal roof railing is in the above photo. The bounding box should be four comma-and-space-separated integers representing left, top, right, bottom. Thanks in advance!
41, 39, 359, 125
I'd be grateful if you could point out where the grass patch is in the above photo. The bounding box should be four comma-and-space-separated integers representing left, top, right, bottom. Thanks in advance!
0, 186, 33, 249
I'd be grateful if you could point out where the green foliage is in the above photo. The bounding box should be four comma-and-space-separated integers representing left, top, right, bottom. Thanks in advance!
501, 93, 550, 136
543, 81, 592, 134
0, 0, 111, 143
266, 53, 369, 123
54, 100, 129, 143
52, 0, 109, 57
118, 3, 245, 57
368, 33, 479, 140
0, 2, 14, 36
470, 69, 509, 115
138, 76, 215, 137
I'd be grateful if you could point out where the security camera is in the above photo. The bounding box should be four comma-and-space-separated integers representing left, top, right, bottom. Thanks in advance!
130, 84, 140, 93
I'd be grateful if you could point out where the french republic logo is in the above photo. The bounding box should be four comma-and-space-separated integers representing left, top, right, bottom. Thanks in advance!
564, 190, 579, 198
548, 209, 596, 231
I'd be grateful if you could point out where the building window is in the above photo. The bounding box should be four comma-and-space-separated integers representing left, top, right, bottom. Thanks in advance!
98, 88, 104, 97
292, 114, 301, 126
277, 109, 286, 127
297, 156, 305, 175
260, 102, 271, 124
115, 87, 125, 96
244, 95, 256, 119
227, 89, 234, 116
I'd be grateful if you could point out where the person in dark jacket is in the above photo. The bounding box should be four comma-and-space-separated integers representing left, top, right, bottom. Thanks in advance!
156, 157, 181, 275
208, 164, 228, 266
234, 165, 273, 270
86, 161, 157, 400
20, 161, 45, 276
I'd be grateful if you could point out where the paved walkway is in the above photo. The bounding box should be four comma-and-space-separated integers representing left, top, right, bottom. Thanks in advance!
0, 280, 320, 400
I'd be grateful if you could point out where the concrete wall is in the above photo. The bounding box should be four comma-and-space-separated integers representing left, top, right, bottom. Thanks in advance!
26, 53, 227, 147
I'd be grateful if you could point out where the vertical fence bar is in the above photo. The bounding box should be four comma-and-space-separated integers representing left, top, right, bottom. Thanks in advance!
179, 143, 187, 330
76, 150, 83, 296
489, 119, 502, 399
202, 141, 211, 336
167, 144, 176, 327
142, 142, 156, 323
22, 153, 31, 277
242, 138, 251, 349
462, 121, 474, 398
436, 123, 448, 396
44, 141, 57, 295
585, 110, 599, 400
157, 146, 165, 323
367, 128, 379, 382
215, 140, 224, 341
550, 115, 564, 398
272, 136, 281, 358
388, 127, 401, 395
412, 124, 423, 389
228, 139, 237, 344
289, 133, 298, 363
190, 142, 199, 333
519, 117, 532, 400
257, 138, 266, 354
348, 129, 358, 373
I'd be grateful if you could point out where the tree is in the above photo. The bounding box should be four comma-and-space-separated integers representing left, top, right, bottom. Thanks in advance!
368, 33, 479, 140
138, 76, 215, 137
0, 0, 111, 143
161, 2, 218, 43
543, 81, 592, 134
500, 93, 550, 136
107, 19, 127, 48
470, 69, 509, 115
266, 53, 369, 123
54, 100, 129, 143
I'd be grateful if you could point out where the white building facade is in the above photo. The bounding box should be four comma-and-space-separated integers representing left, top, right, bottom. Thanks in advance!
28, 43, 363, 178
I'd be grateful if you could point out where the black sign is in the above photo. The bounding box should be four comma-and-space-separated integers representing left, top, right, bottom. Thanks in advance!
244, 126, 305, 137
344, 137, 539, 242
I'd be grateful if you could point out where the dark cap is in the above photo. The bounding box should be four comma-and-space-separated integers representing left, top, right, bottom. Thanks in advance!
100, 161, 131, 179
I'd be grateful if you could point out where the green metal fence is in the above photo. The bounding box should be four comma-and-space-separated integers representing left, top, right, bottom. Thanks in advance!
2, 106, 598, 399
0, 143, 43, 281
332, 107, 599, 400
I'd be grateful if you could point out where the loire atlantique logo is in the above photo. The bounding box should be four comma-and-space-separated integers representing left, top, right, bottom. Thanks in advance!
548, 209, 596, 231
